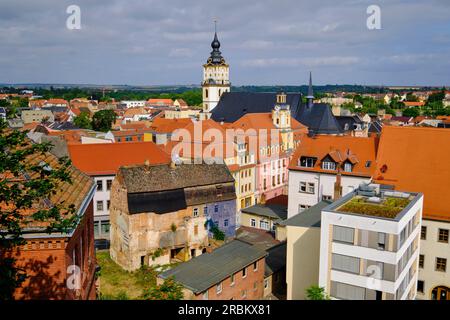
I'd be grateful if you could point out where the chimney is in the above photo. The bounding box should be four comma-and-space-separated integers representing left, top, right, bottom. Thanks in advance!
333, 172, 343, 201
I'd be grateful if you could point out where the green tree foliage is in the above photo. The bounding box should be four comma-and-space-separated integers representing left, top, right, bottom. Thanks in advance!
142, 277, 184, 300
305, 285, 330, 300
211, 225, 225, 241
73, 112, 92, 129
402, 107, 420, 118
92, 109, 116, 132
0, 119, 78, 299
427, 90, 445, 104
405, 93, 419, 102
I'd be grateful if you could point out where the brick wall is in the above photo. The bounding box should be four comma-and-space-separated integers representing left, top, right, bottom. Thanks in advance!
192, 257, 266, 300
4, 201, 96, 300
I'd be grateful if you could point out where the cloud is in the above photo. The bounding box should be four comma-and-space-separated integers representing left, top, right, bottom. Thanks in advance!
0, 0, 448, 86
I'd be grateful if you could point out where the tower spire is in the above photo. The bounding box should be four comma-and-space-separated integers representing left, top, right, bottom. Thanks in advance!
306, 71, 314, 108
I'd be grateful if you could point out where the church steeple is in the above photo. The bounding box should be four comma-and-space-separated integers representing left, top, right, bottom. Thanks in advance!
306, 71, 314, 108
202, 20, 230, 113
207, 20, 226, 65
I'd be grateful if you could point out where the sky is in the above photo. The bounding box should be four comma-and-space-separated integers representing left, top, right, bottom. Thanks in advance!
1, 0, 450, 86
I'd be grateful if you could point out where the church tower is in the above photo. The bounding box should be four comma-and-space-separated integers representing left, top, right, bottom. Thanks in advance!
272, 92, 294, 151
202, 23, 230, 113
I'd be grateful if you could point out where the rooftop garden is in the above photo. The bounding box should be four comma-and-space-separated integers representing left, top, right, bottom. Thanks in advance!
337, 196, 411, 219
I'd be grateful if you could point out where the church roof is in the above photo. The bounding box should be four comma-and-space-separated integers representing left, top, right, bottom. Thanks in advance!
211, 92, 342, 135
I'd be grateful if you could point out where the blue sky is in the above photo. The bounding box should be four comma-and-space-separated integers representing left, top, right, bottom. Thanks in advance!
0, 0, 449, 86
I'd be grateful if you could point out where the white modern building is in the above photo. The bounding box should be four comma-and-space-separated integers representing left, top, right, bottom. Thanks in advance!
119, 100, 146, 109
318, 184, 424, 300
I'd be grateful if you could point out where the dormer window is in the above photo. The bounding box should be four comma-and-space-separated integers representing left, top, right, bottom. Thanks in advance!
344, 162, 353, 173
299, 157, 316, 168
322, 161, 336, 170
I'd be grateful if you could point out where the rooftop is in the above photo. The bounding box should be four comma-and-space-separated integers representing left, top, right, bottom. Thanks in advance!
280, 200, 332, 228
159, 239, 267, 294
373, 126, 450, 222
325, 183, 420, 220
241, 203, 287, 222
68, 142, 170, 176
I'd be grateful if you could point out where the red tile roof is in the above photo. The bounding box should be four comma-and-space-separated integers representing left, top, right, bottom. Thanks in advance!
374, 126, 450, 222
289, 135, 379, 178
67, 142, 171, 176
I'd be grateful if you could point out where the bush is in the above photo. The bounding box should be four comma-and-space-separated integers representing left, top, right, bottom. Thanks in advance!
142, 277, 184, 300
305, 286, 330, 300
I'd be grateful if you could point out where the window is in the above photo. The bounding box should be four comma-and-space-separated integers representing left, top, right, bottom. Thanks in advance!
224, 219, 229, 227
264, 279, 269, 289
253, 261, 258, 271
378, 232, 386, 250
417, 280, 424, 293
365, 161, 372, 167
193, 208, 199, 217
241, 290, 247, 298
300, 157, 315, 168
203, 206, 208, 216
106, 179, 112, 191
230, 274, 235, 286
333, 225, 354, 244
251, 219, 256, 227
331, 254, 360, 274
436, 258, 447, 272
421, 226, 427, 240
216, 282, 222, 294
307, 183, 315, 194
419, 254, 424, 268
260, 220, 269, 230
332, 281, 365, 300
96, 180, 103, 191
322, 195, 332, 201
299, 181, 307, 192
438, 229, 449, 243
96, 201, 104, 211
101, 221, 110, 235
107, 200, 110, 210
202, 291, 208, 300
214, 205, 219, 213
243, 267, 247, 278
253, 281, 258, 291
194, 225, 198, 236
344, 162, 352, 173
322, 161, 336, 170
298, 204, 310, 214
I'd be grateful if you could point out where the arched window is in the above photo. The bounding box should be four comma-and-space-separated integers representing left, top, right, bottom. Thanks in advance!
205, 89, 209, 98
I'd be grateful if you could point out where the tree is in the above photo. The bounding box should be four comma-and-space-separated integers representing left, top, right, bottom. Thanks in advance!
142, 277, 184, 300
0, 119, 78, 299
91, 109, 116, 132
73, 112, 92, 129
402, 107, 420, 118
305, 285, 330, 300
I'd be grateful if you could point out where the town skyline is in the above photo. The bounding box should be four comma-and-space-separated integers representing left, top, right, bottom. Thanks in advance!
1, 0, 450, 86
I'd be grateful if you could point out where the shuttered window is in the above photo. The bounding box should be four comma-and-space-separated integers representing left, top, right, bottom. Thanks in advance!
332, 254, 360, 274
333, 225, 355, 244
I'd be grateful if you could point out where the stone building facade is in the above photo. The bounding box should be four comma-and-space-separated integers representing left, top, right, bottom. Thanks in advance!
109, 163, 236, 271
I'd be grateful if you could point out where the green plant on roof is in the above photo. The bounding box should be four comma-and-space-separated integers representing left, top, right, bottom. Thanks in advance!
338, 196, 409, 219
142, 276, 184, 300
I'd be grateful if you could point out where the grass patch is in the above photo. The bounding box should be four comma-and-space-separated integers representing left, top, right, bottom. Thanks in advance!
96, 250, 158, 300
338, 196, 410, 219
